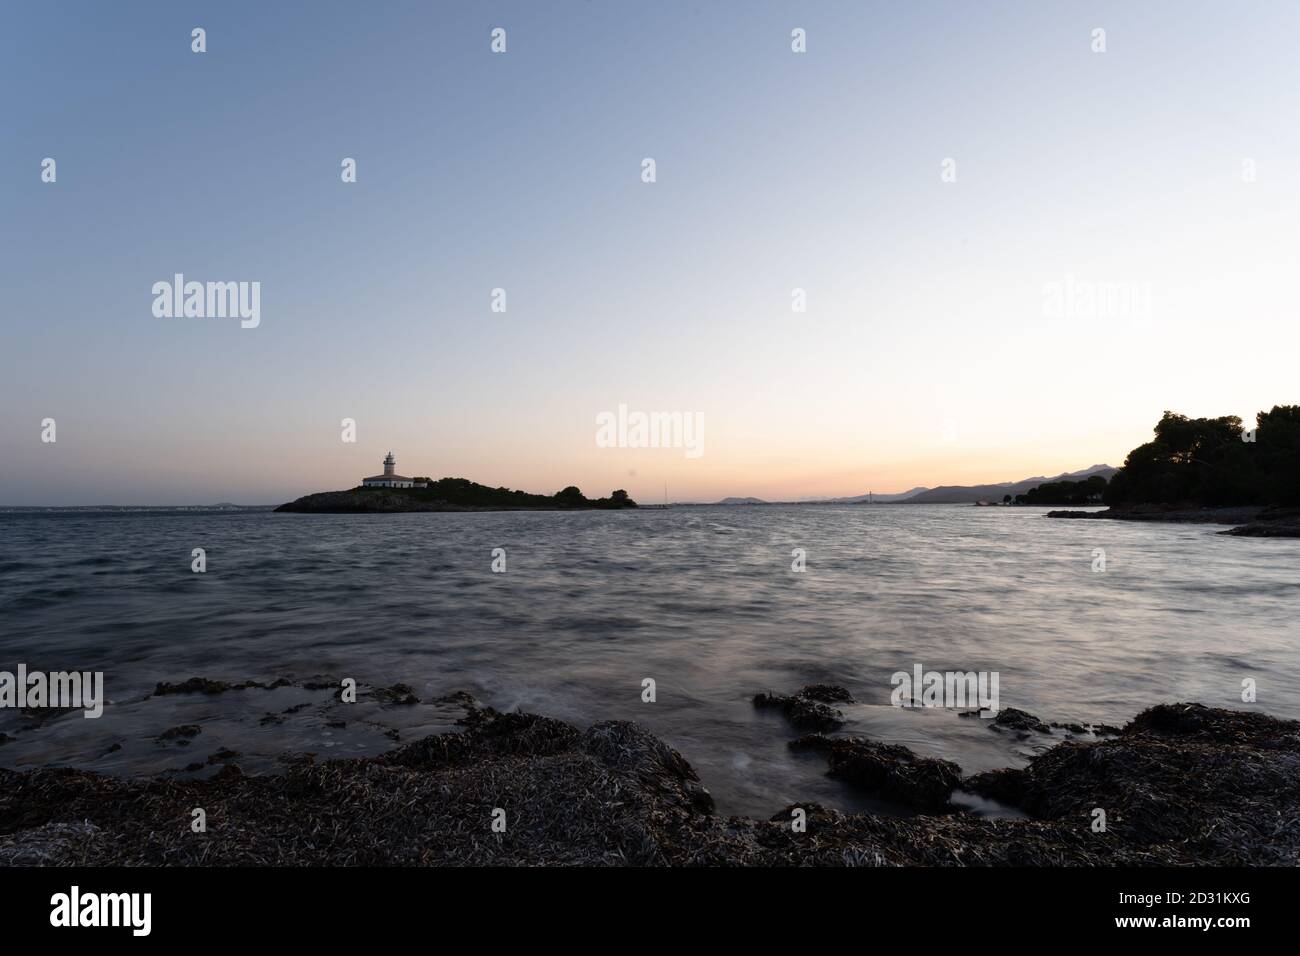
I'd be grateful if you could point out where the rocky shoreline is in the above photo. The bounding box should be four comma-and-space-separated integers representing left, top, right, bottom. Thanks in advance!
2, 688, 1295, 866
276, 489, 523, 513
1047, 504, 1300, 537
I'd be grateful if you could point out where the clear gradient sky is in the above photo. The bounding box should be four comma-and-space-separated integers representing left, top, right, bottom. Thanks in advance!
3, 1, 1298, 505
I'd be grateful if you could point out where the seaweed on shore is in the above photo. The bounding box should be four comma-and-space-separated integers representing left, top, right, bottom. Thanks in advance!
963, 703, 1300, 864
790, 734, 961, 813
753, 684, 854, 731
153, 677, 293, 697
1, 699, 1295, 866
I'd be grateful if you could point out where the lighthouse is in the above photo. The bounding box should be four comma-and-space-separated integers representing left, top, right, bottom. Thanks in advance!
361, 451, 420, 489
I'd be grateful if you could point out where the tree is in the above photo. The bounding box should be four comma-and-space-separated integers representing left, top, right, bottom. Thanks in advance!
553, 485, 588, 507
1016, 474, 1108, 505
1255, 405, 1300, 505
1104, 406, 1299, 507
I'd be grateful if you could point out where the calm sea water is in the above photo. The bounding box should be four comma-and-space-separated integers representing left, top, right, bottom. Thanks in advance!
2, 505, 1298, 817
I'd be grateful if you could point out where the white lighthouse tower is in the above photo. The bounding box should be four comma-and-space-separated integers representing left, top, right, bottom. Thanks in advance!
362, 451, 416, 489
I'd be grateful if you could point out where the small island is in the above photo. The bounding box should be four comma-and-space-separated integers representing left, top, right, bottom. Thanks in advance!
276, 452, 637, 514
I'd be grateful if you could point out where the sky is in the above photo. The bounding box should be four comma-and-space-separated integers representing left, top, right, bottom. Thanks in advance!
2, 0, 1298, 505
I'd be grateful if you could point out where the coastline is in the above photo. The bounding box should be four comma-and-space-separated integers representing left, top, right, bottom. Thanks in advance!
2, 686, 1294, 866
1047, 504, 1300, 537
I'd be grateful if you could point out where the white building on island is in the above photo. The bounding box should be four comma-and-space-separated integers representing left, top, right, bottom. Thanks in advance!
362, 452, 427, 489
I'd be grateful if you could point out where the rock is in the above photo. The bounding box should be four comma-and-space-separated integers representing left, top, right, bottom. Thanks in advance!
799, 684, 855, 704
1125, 701, 1300, 745
1050, 722, 1086, 734
961, 707, 1051, 734
1054, 504, 1262, 525
1221, 521, 1300, 537
993, 708, 1051, 733
819, 737, 962, 813
580, 720, 715, 815
19, 704, 81, 725
156, 724, 201, 744
788, 733, 834, 754
383, 709, 581, 768
1048, 503, 1300, 536
961, 767, 1025, 805
275, 489, 464, 514
754, 685, 853, 731
260, 701, 311, 725
435, 691, 479, 711
769, 803, 838, 833
370, 683, 419, 705
963, 702, 1300, 863
153, 677, 290, 696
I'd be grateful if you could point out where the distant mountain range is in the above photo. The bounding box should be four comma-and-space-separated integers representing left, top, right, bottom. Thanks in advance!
710, 465, 1117, 506
831, 487, 930, 504
899, 465, 1117, 504
714, 488, 929, 505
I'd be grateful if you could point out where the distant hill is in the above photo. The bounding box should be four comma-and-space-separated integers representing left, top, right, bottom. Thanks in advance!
789, 487, 930, 504
839, 487, 930, 504
716, 496, 768, 505
904, 465, 1117, 504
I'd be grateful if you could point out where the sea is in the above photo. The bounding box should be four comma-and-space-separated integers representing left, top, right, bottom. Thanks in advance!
2, 504, 1297, 818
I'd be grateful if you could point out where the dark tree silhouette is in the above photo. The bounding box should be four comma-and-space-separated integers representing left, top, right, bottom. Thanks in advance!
1104, 406, 1299, 507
